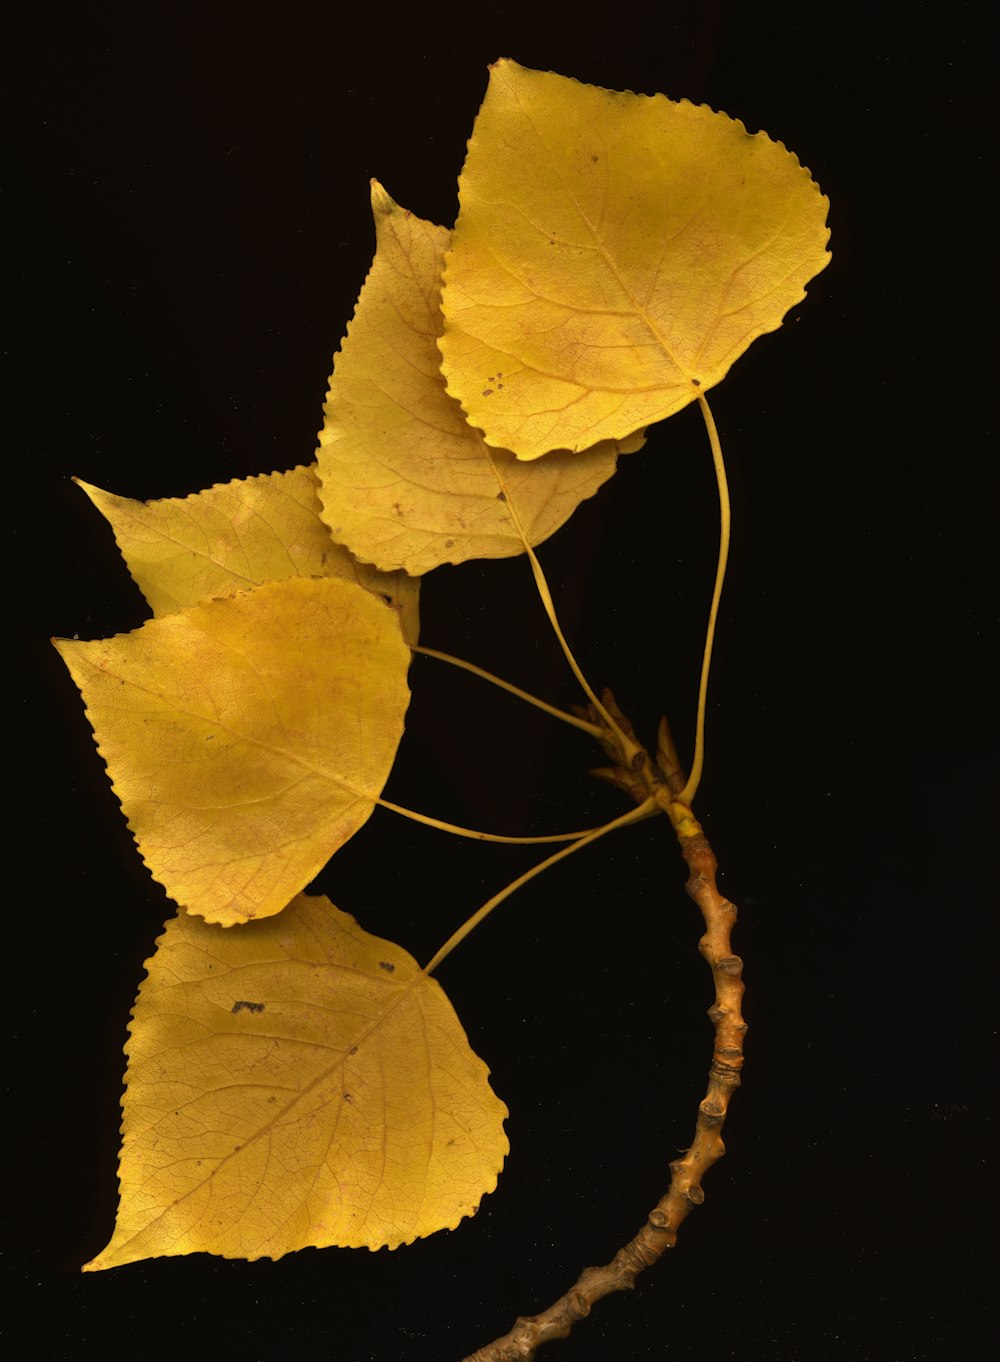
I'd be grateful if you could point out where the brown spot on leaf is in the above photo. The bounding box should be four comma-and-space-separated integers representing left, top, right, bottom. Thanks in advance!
231, 1000, 265, 1015
378, 960, 395, 973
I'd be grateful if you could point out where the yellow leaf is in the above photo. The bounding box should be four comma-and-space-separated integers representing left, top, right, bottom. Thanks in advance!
54, 577, 410, 925
316, 182, 643, 576
84, 892, 508, 1269
75, 465, 420, 646
439, 59, 831, 459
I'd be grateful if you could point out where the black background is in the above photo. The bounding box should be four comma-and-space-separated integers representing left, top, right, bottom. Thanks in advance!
8, 3, 995, 1360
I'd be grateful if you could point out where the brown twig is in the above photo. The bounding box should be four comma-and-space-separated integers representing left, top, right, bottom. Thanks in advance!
464, 711, 746, 1362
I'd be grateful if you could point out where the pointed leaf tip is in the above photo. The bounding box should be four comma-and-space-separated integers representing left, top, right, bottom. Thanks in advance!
369, 178, 397, 214
85, 894, 508, 1268
55, 576, 410, 925
73, 466, 420, 643
316, 190, 638, 575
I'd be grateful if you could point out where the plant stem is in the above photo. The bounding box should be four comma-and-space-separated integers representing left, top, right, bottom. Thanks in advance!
465, 724, 746, 1362
488, 455, 645, 766
375, 796, 620, 845
677, 393, 731, 805
422, 799, 656, 976
412, 646, 603, 737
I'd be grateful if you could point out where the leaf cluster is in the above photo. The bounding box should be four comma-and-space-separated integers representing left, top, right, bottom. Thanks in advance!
54, 60, 829, 1274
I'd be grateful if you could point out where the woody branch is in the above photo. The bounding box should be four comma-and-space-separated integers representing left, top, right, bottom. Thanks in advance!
464, 705, 746, 1362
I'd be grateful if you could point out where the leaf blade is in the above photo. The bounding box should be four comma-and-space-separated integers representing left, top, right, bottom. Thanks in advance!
84, 893, 508, 1268
439, 60, 831, 458
75, 465, 420, 645
316, 182, 640, 576
54, 577, 410, 925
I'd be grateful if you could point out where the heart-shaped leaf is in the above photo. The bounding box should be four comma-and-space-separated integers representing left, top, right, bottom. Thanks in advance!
54, 577, 410, 925
439, 60, 831, 458
84, 893, 508, 1268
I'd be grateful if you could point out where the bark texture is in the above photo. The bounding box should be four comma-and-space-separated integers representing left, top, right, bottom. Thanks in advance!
465, 706, 746, 1362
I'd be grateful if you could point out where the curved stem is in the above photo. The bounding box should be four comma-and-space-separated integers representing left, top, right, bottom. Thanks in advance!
677, 393, 731, 806
412, 646, 603, 738
465, 815, 746, 1362
489, 456, 643, 764
423, 798, 656, 975
374, 796, 615, 845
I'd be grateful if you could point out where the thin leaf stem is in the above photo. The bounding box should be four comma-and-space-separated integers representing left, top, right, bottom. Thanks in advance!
412, 645, 603, 737
489, 456, 644, 765
677, 393, 731, 806
422, 798, 656, 975
374, 796, 614, 845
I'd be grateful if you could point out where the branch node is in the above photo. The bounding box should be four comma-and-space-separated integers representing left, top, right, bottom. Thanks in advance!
715, 954, 744, 977
600, 687, 632, 733
698, 1098, 725, 1126
588, 764, 627, 787
655, 715, 686, 793
467, 747, 747, 1361
710, 1060, 742, 1083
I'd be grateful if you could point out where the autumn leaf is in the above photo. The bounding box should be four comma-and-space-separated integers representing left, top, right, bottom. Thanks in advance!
316, 182, 643, 576
54, 577, 410, 925
439, 59, 831, 459
83, 892, 508, 1269
75, 465, 420, 646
